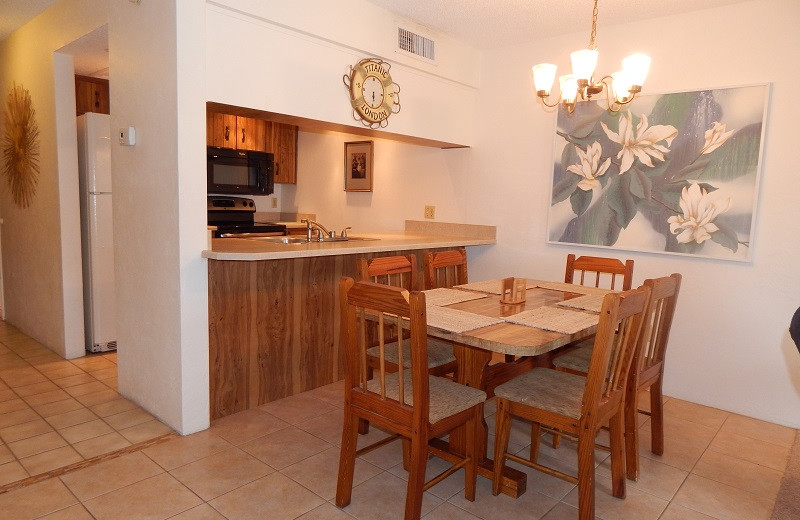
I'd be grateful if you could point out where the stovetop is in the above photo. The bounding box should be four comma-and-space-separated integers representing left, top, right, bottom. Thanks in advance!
208, 196, 286, 238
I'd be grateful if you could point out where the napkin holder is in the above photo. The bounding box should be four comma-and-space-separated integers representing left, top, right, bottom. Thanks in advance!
500, 277, 526, 304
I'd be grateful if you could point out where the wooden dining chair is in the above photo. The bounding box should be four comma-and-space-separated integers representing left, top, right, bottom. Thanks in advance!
336, 278, 486, 520
491, 287, 649, 520
549, 274, 681, 480
564, 253, 634, 291
423, 248, 468, 290
357, 255, 458, 378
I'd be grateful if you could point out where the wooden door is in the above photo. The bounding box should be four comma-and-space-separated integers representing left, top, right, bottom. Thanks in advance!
75, 75, 110, 115
236, 116, 268, 152
271, 123, 298, 184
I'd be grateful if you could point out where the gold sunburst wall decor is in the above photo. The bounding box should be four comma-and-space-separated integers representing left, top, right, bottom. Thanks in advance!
1, 83, 40, 208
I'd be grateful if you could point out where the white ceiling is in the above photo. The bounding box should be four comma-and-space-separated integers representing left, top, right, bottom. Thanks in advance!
0, 0, 57, 41
365, 0, 750, 50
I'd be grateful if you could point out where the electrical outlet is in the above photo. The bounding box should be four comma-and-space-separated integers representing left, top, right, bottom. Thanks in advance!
424, 205, 435, 219
271, 197, 278, 209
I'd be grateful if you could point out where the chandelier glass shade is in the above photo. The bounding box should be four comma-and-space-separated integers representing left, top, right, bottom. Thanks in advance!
532, 0, 651, 113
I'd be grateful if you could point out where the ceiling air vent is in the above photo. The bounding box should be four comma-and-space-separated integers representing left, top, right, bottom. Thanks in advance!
398, 27, 435, 62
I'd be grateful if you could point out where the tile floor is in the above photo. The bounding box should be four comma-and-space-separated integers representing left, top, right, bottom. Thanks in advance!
0, 320, 795, 519
0, 323, 173, 487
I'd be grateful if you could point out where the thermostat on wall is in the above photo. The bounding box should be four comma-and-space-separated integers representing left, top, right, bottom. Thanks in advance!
119, 126, 136, 146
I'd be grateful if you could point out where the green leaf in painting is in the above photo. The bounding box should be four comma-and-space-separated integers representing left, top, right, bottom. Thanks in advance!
552, 175, 580, 204
671, 157, 711, 181
570, 188, 592, 216
630, 170, 653, 200
695, 123, 762, 182
605, 174, 638, 228
710, 219, 739, 253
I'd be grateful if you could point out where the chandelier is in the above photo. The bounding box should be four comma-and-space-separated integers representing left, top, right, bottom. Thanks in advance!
532, 0, 651, 113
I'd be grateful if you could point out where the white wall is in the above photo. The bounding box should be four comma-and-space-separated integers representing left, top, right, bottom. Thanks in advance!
109, 0, 208, 434
0, 0, 107, 358
464, 0, 800, 427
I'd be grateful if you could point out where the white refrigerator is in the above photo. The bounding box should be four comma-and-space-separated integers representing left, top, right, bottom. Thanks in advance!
77, 113, 117, 352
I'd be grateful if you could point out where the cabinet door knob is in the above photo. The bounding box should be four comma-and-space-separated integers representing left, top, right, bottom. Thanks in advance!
224, 126, 230, 141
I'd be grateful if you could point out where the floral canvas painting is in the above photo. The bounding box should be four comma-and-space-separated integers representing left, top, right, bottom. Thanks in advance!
547, 84, 768, 261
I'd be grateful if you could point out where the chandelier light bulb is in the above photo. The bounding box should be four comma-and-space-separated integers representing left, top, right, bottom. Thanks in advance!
570, 49, 599, 82
559, 74, 579, 104
611, 71, 632, 102
532, 63, 558, 96
622, 53, 651, 88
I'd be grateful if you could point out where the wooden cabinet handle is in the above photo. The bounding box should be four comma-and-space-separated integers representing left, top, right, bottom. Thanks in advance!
224, 126, 230, 141
275, 163, 280, 177
94, 90, 100, 109
241, 128, 246, 143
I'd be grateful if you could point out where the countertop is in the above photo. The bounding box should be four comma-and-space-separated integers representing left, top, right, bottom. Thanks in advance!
202, 232, 495, 261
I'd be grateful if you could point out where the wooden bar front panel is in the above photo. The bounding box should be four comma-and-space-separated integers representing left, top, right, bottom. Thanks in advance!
208, 247, 460, 420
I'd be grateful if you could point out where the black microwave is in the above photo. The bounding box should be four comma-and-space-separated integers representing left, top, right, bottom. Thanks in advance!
207, 146, 274, 195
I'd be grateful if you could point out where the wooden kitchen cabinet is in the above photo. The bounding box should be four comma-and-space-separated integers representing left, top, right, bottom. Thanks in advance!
206, 111, 267, 152
269, 122, 298, 184
75, 75, 109, 115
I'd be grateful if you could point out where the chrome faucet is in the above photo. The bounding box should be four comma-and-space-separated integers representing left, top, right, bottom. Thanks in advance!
301, 218, 331, 241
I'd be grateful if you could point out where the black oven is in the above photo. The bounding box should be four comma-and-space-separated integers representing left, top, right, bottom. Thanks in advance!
207, 146, 274, 195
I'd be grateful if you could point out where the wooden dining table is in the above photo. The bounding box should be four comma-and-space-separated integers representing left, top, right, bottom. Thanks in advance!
420, 279, 612, 498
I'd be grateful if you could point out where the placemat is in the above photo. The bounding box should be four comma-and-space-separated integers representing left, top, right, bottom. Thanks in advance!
425, 305, 504, 333
454, 279, 504, 294
423, 288, 488, 307
504, 306, 599, 334
556, 293, 607, 313
533, 281, 613, 295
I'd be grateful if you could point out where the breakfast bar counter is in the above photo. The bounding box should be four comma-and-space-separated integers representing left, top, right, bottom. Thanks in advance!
205, 221, 495, 420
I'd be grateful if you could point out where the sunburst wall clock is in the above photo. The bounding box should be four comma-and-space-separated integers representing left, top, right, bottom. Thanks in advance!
2, 83, 40, 208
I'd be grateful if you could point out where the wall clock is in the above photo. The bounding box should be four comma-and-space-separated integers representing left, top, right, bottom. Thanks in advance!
343, 58, 401, 129
1, 83, 40, 208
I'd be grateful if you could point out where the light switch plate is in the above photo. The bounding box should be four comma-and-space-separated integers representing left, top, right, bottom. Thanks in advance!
119, 126, 136, 146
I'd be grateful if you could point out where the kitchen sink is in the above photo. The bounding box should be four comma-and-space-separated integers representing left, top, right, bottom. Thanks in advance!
242, 235, 380, 244
343, 236, 381, 241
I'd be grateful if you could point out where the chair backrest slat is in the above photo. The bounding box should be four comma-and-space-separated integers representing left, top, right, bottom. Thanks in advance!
358, 255, 418, 291
632, 274, 682, 384
424, 248, 468, 289
565, 254, 634, 291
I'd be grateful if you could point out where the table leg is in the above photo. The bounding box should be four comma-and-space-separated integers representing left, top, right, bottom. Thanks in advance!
443, 343, 527, 498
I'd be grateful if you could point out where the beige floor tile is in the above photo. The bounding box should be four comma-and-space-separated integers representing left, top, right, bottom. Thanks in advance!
0, 388, 18, 402
102, 407, 154, 430
90, 397, 138, 418
298, 502, 361, 519
663, 399, 728, 430
356, 435, 405, 470
78, 358, 116, 373
0, 397, 31, 414
0, 368, 48, 387
210, 472, 325, 520
118, 419, 174, 443
485, 413, 536, 450
719, 413, 797, 447
672, 474, 773, 520
388, 454, 469, 502
60, 451, 165, 501
0, 459, 29, 485
23, 388, 71, 407
422, 502, 483, 520
638, 418, 716, 472
19, 445, 83, 476
37, 504, 96, 520
707, 430, 790, 472
8, 430, 68, 459
0, 417, 54, 443
87, 367, 117, 381
72, 431, 131, 459
14, 380, 59, 397
74, 388, 120, 408
451, 472, 558, 520
539, 502, 581, 520
283, 446, 382, 501
562, 478, 669, 520
64, 381, 108, 398
83, 472, 202, 520
51, 373, 97, 388
595, 452, 688, 501
240, 424, 332, 469
344, 472, 444, 519
59, 418, 114, 444
0, 442, 14, 464
102, 377, 118, 391
658, 502, 720, 520
296, 409, 345, 445
258, 392, 339, 426
0, 477, 78, 519
501, 454, 576, 501
170, 447, 273, 501
0, 407, 40, 429
47, 408, 99, 429
168, 503, 228, 520
36, 360, 82, 375
304, 380, 345, 409
210, 408, 290, 445
41, 365, 89, 381
143, 429, 233, 471
692, 449, 784, 500
33, 398, 86, 418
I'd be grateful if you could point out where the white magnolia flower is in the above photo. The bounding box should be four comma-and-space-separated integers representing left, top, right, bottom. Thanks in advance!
667, 183, 732, 244
700, 121, 734, 155
601, 112, 678, 174
566, 142, 611, 191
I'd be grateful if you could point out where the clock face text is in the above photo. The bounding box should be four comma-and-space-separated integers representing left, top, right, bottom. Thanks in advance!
344, 58, 401, 127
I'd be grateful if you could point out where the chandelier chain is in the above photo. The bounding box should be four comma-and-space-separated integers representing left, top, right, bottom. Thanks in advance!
589, 0, 599, 50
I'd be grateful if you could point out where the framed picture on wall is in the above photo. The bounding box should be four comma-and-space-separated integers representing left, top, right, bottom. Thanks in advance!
344, 140, 373, 192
